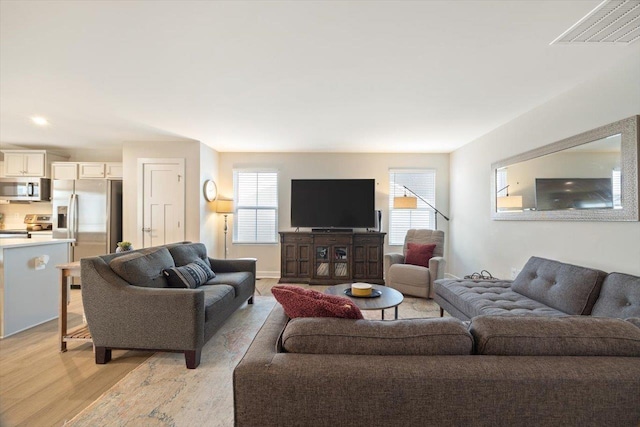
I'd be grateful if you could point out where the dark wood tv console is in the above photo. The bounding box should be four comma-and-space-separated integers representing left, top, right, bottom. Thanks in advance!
279, 231, 386, 285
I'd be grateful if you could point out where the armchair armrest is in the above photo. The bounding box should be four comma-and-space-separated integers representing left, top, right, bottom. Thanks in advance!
428, 256, 446, 298
384, 253, 405, 278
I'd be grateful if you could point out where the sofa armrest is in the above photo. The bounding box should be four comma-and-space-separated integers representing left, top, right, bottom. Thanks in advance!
209, 257, 256, 277
384, 253, 404, 277
81, 258, 205, 351
428, 256, 446, 298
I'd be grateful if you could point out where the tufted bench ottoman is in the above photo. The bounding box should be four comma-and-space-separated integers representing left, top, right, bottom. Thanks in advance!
434, 279, 567, 320
434, 256, 609, 321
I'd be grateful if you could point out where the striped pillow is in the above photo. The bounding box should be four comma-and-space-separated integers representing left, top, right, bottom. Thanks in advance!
163, 258, 215, 289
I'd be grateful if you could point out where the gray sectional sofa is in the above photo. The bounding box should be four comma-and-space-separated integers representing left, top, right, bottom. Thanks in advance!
434, 256, 639, 320
234, 256, 640, 426
234, 305, 640, 426
81, 242, 255, 369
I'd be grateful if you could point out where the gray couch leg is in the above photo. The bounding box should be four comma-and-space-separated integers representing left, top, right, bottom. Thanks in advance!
248, 296, 254, 305
185, 349, 201, 369
439, 307, 444, 317
95, 347, 112, 364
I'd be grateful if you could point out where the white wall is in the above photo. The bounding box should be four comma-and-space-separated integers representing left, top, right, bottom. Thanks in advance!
218, 152, 450, 277
122, 141, 220, 254
199, 143, 220, 256
450, 52, 640, 279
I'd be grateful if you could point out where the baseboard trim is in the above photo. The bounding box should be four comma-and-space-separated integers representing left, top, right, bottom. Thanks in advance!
257, 271, 280, 279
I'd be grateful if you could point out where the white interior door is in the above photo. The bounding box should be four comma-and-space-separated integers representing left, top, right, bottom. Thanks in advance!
140, 159, 185, 248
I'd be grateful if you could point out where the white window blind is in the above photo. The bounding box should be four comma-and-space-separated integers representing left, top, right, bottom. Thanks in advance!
612, 169, 621, 208
233, 170, 278, 243
388, 169, 436, 245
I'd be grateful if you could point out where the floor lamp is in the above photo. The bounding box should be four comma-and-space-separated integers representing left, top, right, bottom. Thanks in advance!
393, 185, 450, 229
216, 198, 234, 259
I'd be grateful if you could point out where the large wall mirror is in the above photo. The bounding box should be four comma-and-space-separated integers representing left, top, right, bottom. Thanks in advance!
491, 115, 638, 221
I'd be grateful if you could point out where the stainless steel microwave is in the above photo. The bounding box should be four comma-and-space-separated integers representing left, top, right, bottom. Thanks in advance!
0, 177, 51, 202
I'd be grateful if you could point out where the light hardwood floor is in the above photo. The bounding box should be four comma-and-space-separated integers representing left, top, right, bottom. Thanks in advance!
0, 278, 282, 426
0, 288, 153, 426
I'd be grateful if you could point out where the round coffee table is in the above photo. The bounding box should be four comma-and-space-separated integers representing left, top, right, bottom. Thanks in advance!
325, 283, 404, 319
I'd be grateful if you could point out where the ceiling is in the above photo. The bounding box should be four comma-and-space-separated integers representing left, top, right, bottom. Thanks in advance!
1, 0, 639, 154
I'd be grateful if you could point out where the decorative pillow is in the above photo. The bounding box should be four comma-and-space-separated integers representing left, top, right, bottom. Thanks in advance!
163, 258, 216, 289
405, 243, 436, 267
271, 285, 363, 319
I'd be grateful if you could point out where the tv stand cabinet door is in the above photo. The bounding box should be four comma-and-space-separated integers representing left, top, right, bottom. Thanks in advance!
353, 234, 385, 283
279, 233, 312, 282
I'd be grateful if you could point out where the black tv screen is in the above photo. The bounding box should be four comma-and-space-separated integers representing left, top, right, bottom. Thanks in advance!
535, 178, 613, 211
291, 179, 375, 228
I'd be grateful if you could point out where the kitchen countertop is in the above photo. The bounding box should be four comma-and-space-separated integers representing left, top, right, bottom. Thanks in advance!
0, 238, 75, 249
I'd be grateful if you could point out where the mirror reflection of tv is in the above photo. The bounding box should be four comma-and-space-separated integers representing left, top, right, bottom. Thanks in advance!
535, 178, 613, 211
291, 179, 375, 229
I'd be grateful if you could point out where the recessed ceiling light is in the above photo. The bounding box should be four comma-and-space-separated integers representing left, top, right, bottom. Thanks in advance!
31, 116, 49, 126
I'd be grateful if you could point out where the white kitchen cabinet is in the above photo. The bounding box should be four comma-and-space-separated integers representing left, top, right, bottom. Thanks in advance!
105, 163, 123, 178
79, 163, 105, 179
2, 151, 46, 177
52, 162, 78, 180
51, 162, 122, 180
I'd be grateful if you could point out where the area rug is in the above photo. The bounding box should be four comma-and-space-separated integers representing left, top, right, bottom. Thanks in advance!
65, 293, 441, 427
64, 296, 277, 427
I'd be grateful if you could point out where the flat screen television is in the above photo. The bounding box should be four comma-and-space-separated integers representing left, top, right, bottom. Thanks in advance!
291, 179, 375, 229
535, 178, 613, 211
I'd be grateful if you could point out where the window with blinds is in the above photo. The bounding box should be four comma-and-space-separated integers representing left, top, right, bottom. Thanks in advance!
388, 169, 436, 245
233, 170, 278, 243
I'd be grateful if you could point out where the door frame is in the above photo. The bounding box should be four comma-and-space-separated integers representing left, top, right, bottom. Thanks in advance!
136, 158, 186, 248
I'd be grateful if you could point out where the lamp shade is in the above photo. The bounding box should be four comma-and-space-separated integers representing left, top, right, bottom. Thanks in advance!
216, 198, 234, 214
496, 195, 523, 209
394, 196, 418, 209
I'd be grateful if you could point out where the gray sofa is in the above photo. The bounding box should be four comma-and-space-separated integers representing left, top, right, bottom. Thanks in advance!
81, 242, 255, 369
234, 304, 640, 426
434, 256, 639, 320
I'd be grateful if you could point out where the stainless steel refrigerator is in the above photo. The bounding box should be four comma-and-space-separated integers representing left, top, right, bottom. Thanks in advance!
53, 179, 123, 262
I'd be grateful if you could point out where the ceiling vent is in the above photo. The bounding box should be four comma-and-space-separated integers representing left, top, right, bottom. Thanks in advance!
550, 0, 640, 45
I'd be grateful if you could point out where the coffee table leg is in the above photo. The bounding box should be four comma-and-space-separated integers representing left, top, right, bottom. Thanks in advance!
395, 306, 399, 319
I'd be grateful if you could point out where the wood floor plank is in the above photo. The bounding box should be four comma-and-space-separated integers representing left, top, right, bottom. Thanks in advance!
0, 289, 152, 426
0, 280, 282, 426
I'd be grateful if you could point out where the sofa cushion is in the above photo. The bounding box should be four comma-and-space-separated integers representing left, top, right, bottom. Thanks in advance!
163, 258, 216, 289
281, 316, 473, 355
199, 284, 236, 322
272, 285, 363, 319
109, 247, 174, 288
511, 256, 606, 315
203, 271, 253, 298
434, 279, 567, 319
470, 315, 640, 356
627, 317, 640, 329
168, 242, 212, 268
591, 272, 640, 319
405, 243, 436, 267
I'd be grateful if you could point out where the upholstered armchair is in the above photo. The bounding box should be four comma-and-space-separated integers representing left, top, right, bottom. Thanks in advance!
384, 229, 445, 298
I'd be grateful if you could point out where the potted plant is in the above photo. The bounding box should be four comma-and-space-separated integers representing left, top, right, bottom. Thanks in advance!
116, 241, 133, 253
